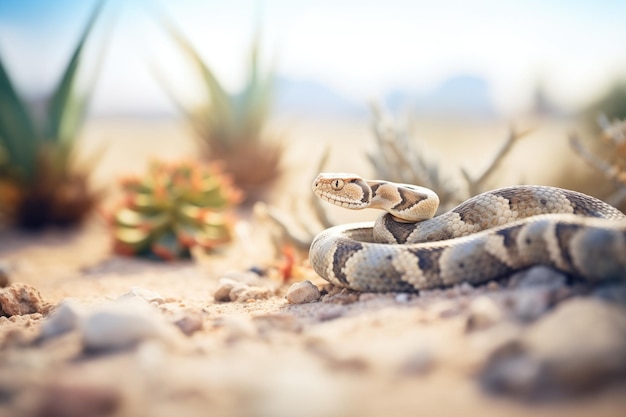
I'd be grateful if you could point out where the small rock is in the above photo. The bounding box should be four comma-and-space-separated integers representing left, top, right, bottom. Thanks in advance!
174, 312, 203, 336
481, 298, 626, 398
39, 301, 82, 340
525, 298, 626, 392
503, 267, 569, 322
466, 296, 503, 331
508, 266, 566, 289
286, 281, 321, 304
481, 341, 543, 398
214, 277, 273, 302
395, 293, 410, 303
117, 287, 165, 305
81, 301, 173, 352
0, 283, 50, 316
511, 288, 553, 322
213, 278, 243, 302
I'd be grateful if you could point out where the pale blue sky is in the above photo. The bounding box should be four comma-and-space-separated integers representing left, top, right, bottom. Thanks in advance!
0, 0, 625, 116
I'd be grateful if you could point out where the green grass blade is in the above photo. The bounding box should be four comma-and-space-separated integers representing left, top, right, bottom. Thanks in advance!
237, 35, 273, 142
161, 18, 236, 146
46, 0, 106, 148
0, 52, 38, 179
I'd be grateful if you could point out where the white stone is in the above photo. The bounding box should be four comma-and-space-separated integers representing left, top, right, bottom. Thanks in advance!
286, 281, 321, 304
395, 293, 410, 303
213, 278, 244, 302
81, 300, 171, 352
39, 300, 83, 339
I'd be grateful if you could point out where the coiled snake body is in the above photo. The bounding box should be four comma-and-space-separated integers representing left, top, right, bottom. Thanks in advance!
309, 173, 626, 292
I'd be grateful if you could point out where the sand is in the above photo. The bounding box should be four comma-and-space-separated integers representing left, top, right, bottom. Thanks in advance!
0, 117, 624, 417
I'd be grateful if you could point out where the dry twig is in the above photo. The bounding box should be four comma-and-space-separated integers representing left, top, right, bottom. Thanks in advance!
369, 105, 529, 211
461, 126, 532, 197
569, 116, 626, 207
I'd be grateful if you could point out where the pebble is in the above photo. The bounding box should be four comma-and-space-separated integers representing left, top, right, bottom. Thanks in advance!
508, 266, 566, 290
481, 297, 626, 398
481, 343, 542, 398
174, 312, 204, 336
81, 300, 174, 352
286, 281, 321, 304
395, 293, 411, 303
466, 296, 503, 331
503, 266, 570, 322
213, 278, 243, 302
510, 288, 553, 322
117, 287, 165, 305
39, 301, 82, 340
0, 282, 50, 316
214, 278, 273, 302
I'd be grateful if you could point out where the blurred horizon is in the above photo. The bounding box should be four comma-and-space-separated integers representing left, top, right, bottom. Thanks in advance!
0, 0, 625, 120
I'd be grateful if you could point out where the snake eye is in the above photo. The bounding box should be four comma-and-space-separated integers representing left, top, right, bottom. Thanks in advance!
331, 179, 344, 190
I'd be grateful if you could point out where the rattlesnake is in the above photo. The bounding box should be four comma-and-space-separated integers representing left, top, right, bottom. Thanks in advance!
309, 173, 626, 292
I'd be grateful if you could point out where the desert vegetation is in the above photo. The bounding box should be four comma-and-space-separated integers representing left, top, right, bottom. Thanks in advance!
0, 2, 625, 417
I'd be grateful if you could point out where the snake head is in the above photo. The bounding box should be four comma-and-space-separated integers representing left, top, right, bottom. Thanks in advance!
313, 173, 371, 209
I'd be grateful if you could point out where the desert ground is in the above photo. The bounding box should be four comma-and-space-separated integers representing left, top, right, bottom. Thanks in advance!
0, 116, 624, 417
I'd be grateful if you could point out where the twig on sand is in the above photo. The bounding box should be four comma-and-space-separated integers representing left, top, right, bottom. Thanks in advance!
461, 126, 532, 197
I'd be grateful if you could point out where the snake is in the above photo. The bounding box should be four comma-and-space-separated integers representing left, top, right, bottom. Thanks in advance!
309, 173, 626, 292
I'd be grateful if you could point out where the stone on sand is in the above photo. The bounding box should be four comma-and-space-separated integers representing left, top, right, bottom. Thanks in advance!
286, 281, 321, 304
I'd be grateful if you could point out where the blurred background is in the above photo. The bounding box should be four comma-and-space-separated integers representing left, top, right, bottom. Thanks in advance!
1, 0, 625, 236
2, 0, 625, 118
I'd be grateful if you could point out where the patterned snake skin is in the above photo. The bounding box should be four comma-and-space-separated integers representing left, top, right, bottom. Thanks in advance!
309, 173, 626, 292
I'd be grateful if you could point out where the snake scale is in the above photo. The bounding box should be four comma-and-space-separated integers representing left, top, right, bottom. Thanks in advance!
309, 173, 626, 292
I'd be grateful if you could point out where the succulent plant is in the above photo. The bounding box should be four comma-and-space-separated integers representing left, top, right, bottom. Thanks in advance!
154, 18, 282, 201
0, 1, 106, 230
111, 160, 243, 260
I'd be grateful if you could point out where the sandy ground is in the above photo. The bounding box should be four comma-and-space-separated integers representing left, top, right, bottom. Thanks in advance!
0, 117, 624, 417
